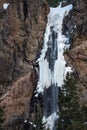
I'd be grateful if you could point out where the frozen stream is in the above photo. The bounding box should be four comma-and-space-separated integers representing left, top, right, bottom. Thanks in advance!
36, 3, 73, 130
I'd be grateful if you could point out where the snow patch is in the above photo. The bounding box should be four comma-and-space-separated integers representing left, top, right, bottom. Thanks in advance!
24, 120, 27, 123
65, 66, 73, 77
3, 3, 10, 10
24, 120, 36, 128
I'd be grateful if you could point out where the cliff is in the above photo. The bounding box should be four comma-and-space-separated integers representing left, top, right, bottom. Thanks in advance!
63, 0, 87, 105
0, 0, 49, 129
0, 0, 87, 129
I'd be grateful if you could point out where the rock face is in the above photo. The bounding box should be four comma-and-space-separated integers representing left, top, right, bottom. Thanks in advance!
1, 71, 37, 129
0, 0, 49, 84
63, 0, 87, 105
0, 0, 49, 129
0, 0, 87, 129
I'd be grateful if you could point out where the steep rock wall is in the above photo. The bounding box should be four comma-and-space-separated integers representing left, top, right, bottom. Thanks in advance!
0, 0, 49, 129
0, 0, 49, 85
63, 0, 87, 105
0, 0, 87, 129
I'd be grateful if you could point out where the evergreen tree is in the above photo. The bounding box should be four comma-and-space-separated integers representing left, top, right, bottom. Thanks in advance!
47, 0, 71, 7
58, 73, 87, 130
0, 93, 4, 130
47, 0, 60, 7
34, 113, 44, 130
33, 97, 45, 130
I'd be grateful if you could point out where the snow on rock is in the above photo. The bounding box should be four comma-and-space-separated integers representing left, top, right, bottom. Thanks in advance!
24, 120, 27, 123
24, 120, 36, 128
3, 3, 10, 10
64, 67, 73, 77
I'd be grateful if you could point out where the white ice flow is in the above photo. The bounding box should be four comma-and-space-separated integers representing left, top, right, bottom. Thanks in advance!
37, 3, 73, 94
36, 2, 73, 130
43, 112, 58, 130
3, 3, 10, 10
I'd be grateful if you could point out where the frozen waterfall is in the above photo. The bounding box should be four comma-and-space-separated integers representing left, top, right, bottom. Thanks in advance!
36, 3, 73, 130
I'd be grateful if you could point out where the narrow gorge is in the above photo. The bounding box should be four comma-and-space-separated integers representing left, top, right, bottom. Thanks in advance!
0, 0, 87, 130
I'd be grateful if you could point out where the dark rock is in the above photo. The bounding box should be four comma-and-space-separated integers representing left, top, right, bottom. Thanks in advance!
63, 0, 87, 105
0, 56, 13, 84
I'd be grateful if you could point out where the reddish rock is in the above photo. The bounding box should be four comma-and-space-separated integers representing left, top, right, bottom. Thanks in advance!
0, 0, 49, 85
0, 0, 49, 129
1, 69, 38, 127
64, 0, 87, 105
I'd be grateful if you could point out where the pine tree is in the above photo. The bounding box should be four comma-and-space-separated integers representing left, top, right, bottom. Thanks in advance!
0, 93, 4, 130
47, 0, 71, 7
0, 107, 4, 130
47, 0, 60, 7
34, 114, 44, 130
33, 98, 45, 130
58, 73, 87, 130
